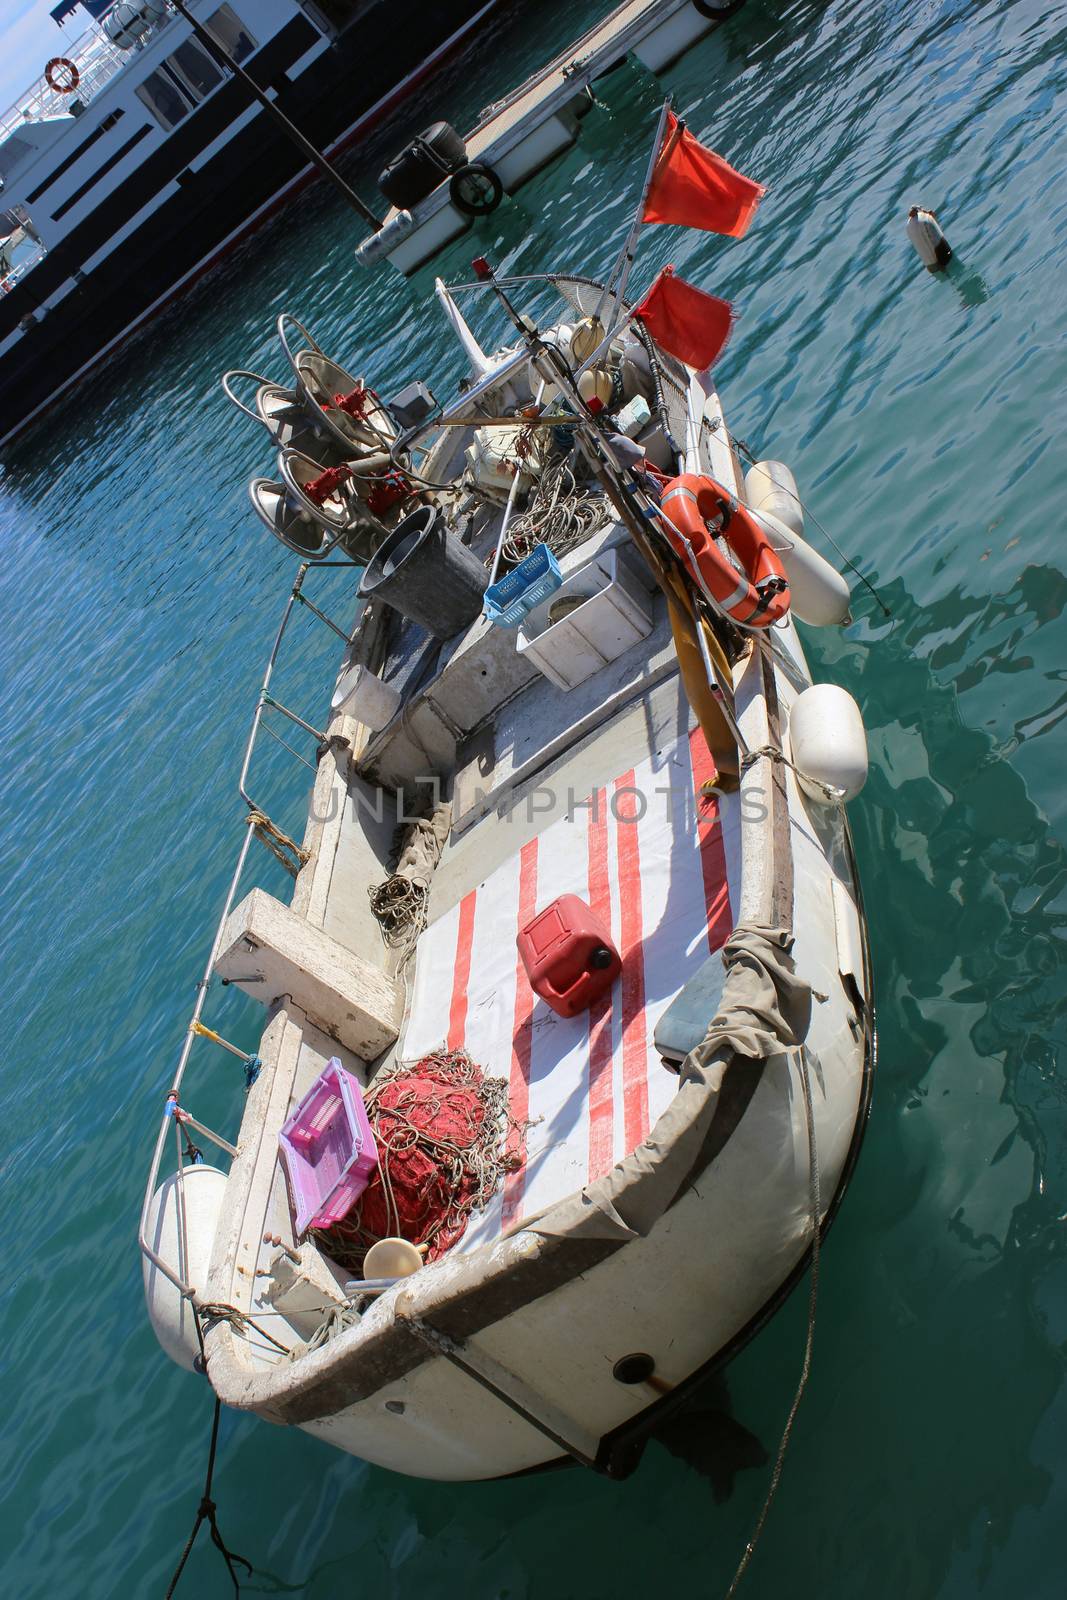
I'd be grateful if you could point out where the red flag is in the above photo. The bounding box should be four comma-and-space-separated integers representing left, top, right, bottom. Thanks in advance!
632, 266, 733, 371
643, 110, 764, 238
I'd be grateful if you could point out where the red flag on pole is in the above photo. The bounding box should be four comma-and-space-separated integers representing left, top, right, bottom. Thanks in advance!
632, 266, 733, 371
642, 110, 764, 238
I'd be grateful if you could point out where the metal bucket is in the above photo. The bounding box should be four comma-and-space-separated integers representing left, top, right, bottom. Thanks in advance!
358, 505, 487, 639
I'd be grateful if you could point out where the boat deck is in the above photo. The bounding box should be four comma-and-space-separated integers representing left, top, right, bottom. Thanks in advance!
402, 674, 741, 1251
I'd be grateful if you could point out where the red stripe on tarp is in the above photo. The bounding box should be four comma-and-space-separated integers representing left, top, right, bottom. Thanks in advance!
585, 788, 615, 1180
502, 838, 539, 1224
689, 728, 733, 952
613, 773, 649, 1153
446, 890, 478, 1051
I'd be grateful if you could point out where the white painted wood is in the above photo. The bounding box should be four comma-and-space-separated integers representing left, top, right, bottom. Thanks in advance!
215, 888, 401, 1060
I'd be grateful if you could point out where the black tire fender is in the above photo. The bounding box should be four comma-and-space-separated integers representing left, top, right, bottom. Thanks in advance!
691, 0, 747, 18
449, 162, 504, 218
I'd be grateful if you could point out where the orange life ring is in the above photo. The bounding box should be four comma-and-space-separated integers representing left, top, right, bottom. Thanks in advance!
45, 57, 80, 93
658, 473, 790, 629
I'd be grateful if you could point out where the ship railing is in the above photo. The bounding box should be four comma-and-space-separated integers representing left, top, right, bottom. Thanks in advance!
0, 12, 167, 145
0, 242, 48, 293
138, 556, 361, 1300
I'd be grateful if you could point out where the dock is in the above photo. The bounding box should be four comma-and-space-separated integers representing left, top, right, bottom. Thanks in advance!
356, 0, 737, 275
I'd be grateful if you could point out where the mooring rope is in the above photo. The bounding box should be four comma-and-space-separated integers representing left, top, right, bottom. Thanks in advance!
165, 1397, 252, 1598
723, 1049, 821, 1598
245, 808, 310, 877
739, 743, 846, 804
166, 1311, 253, 1599
195, 1301, 292, 1356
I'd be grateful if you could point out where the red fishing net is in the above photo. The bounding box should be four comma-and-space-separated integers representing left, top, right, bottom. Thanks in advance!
315, 1049, 522, 1273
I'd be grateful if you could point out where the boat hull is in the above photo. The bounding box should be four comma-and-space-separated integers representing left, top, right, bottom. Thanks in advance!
202, 628, 873, 1482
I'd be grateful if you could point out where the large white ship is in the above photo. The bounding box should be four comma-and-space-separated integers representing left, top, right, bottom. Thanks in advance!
0, 0, 502, 447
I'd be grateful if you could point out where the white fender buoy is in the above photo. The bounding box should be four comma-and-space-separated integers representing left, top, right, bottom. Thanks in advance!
750, 506, 853, 627
787, 683, 868, 803
143, 1163, 228, 1370
906, 206, 952, 271
744, 459, 804, 540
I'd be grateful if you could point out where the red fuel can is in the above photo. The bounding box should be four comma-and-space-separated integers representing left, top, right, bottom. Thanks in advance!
517, 894, 622, 1018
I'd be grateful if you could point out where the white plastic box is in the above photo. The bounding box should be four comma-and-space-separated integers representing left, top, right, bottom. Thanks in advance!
516, 548, 654, 691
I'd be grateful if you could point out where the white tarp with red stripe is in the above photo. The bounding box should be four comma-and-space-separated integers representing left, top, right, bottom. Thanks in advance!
401, 727, 739, 1253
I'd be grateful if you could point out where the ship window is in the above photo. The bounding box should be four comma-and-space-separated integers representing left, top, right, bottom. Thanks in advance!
206, 6, 257, 63
167, 40, 224, 100
50, 124, 153, 221
0, 135, 34, 184
135, 70, 194, 131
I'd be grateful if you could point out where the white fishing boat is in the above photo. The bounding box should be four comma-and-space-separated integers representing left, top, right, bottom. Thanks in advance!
141, 107, 874, 1487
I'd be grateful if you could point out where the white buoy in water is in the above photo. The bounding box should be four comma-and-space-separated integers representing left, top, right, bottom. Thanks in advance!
906, 205, 952, 271
788, 683, 868, 804
143, 1163, 228, 1370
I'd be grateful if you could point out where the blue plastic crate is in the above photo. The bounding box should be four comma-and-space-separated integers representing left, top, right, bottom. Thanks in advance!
483, 543, 563, 629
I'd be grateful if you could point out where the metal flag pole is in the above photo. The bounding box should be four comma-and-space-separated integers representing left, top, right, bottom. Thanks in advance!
169, 0, 381, 229
594, 95, 675, 327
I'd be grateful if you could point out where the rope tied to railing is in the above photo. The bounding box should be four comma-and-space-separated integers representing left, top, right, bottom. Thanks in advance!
739, 743, 846, 805
245, 808, 310, 877
195, 1300, 291, 1355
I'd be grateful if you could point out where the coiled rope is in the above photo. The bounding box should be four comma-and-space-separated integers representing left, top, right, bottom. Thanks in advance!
367, 875, 428, 951
499, 455, 608, 567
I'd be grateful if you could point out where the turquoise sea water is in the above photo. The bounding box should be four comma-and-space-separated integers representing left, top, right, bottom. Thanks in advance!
2, 0, 1066, 1593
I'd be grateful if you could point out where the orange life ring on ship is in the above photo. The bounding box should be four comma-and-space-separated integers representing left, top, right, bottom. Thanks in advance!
45, 57, 80, 93
659, 473, 790, 629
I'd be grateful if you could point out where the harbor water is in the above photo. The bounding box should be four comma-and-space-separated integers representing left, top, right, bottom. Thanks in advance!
1, 0, 1065, 1593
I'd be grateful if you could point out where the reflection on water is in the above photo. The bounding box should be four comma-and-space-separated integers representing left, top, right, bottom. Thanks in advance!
938, 255, 993, 308
651, 1376, 768, 1503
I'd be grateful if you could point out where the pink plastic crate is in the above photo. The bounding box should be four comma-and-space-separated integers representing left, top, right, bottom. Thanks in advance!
278, 1058, 378, 1236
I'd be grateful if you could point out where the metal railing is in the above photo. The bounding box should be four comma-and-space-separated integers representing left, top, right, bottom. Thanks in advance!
0, 8, 174, 145
0, 242, 48, 292
138, 558, 359, 1297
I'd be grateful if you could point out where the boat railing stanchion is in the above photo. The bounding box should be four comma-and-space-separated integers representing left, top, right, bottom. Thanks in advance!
693, 605, 749, 757
593, 95, 674, 331
292, 587, 355, 643
139, 556, 359, 1287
